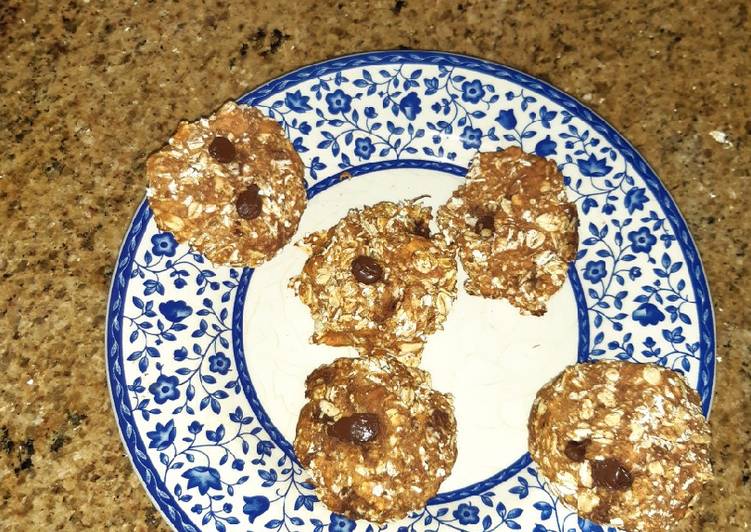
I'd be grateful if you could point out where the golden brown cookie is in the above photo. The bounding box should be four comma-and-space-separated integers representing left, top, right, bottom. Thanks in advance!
147, 101, 306, 266
291, 200, 457, 366
294, 356, 457, 522
528, 360, 712, 531
437, 147, 578, 315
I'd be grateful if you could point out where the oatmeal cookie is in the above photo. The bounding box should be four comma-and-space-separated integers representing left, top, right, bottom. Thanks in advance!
147, 101, 306, 266
528, 361, 712, 531
291, 200, 457, 366
437, 147, 578, 315
294, 356, 457, 522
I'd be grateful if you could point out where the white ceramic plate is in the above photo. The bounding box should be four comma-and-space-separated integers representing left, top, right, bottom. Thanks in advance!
106, 51, 715, 532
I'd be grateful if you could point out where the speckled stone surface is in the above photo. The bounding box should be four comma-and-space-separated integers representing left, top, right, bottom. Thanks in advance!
0, 1, 748, 530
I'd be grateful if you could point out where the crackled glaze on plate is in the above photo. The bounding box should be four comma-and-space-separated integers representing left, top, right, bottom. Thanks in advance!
107, 51, 714, 532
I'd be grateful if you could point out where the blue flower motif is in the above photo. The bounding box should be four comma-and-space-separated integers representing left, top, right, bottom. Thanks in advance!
150, 233, 178, 257
602, 203, 616, 215
243, 495, 270, 523
632, 302, 665, 326
398, 92, 422, 121
208, 353, 231, 375
460, 79, 485, 104
284, 90, 312, 113
328, 513, 356, 532
182, 466, 222, 495
629, 266, 642, 280
628, 227, 657, 253
325, 89, 352, 115
148, 374, 180, 404
354, 137, 375, 160
624, 186, 648, 214
453, 503, 480, 525
459, 126, 482, 149
583, 260, 607, 283
188, 420, 203, 434
496, 109, 517, 130
145, 419, 175, 451
232, 458, 245, 471
577, 153, 613, 177
158, 300, 193, 322
173, 347, 188, 361
534, 135, 557, 157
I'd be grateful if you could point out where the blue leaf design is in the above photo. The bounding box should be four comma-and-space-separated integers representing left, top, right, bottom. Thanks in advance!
533, 501, 553, 520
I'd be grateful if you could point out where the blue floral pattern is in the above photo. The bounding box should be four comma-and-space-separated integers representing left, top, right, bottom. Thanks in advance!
107, 52, 714, 531
151, 232, 178, 257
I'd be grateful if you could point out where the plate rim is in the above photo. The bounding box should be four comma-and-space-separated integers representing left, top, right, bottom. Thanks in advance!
105, 49, 717, 531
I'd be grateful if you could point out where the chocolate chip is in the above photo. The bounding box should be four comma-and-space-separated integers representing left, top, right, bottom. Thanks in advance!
412, 220, 431, 239
564, 439, 590, 462
328, 413, 380, 444
235, 184, 262, 219
592, 458, 633, 490
208, 136, 236, 163
351, 255, 383, 284
474, 214, 494, 235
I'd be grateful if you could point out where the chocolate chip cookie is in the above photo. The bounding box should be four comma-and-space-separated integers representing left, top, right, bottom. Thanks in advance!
291, 200, 457, 366
437, 147, 578, 315
294, 356, 457, 522
528, 361, 712, 531
147, 101, 306, 266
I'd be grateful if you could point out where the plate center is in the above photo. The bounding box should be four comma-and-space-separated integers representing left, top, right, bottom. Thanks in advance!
241, 166, 578, 493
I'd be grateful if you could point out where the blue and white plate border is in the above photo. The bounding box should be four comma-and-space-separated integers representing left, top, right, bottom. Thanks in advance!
106, 51, 716, 531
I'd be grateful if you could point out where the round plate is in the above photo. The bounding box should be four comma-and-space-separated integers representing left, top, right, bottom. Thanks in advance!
106, 51, 715, 532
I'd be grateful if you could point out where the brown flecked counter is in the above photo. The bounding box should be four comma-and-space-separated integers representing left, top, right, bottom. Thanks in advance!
0, 1, 748, 529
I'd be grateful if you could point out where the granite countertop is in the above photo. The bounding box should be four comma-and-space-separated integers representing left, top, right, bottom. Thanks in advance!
1, 0, 748, 529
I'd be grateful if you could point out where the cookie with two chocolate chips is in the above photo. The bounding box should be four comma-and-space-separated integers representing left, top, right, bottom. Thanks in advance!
528, 360, 713, 531
294, 355, 458, 522
146, 101, 306, 266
